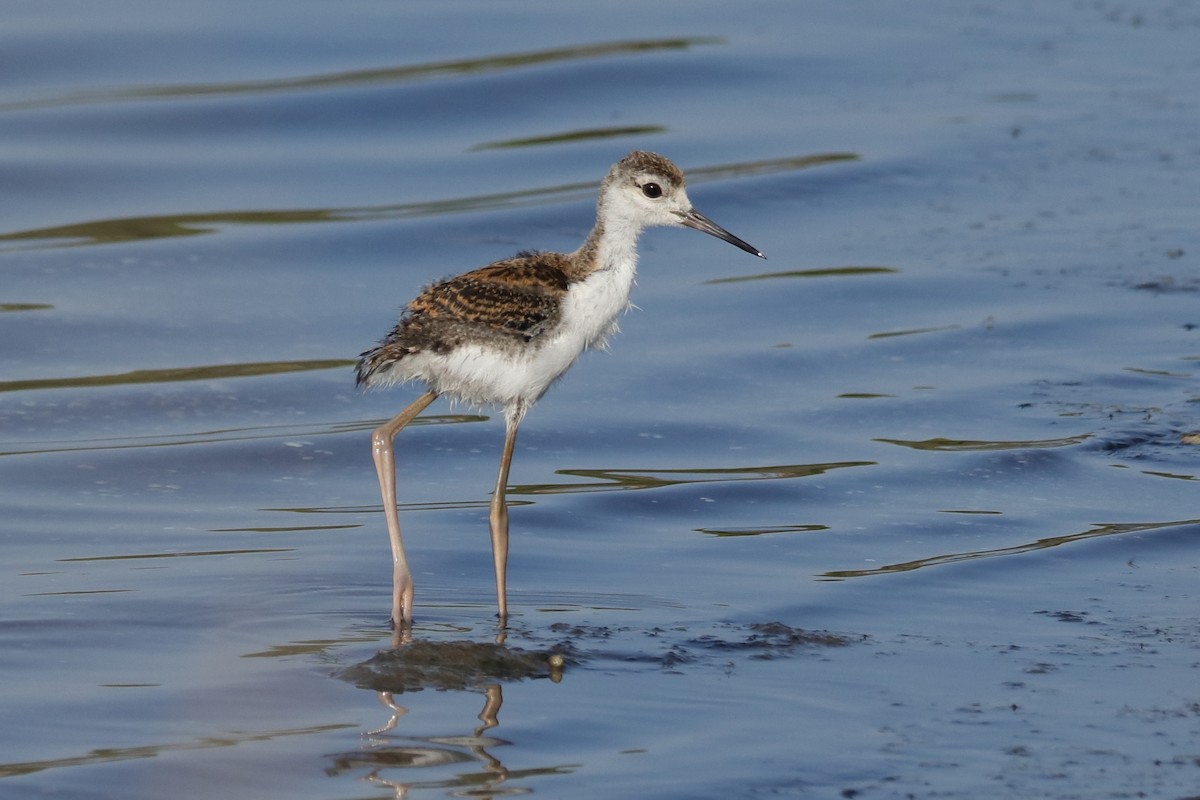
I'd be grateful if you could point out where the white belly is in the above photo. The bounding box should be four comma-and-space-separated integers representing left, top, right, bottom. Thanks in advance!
403, 262, 636, 410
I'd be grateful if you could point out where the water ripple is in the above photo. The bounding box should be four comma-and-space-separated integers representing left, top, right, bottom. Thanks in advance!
821, 518, 1200, 579
471, 125, 669, 151
0, 359, 354, 395
875, 434, 1092, 452
515, 461, 874, 495
0, 37, 724, 113
0, 723, 354, 779
704, 265, 896, 285
0, 413, 483, 458
0, 153, 856, 250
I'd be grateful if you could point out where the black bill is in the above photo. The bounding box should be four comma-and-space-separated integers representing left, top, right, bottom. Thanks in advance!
681, 209, 766, 259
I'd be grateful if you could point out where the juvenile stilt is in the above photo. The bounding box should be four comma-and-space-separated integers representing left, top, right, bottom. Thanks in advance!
357, 151, 764, 625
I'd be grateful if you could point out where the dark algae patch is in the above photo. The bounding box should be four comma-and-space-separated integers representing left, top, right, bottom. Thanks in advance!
338, 621, 859, 692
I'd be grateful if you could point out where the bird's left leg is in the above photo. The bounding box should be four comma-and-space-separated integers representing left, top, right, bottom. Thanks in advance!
371, 389, 438, 627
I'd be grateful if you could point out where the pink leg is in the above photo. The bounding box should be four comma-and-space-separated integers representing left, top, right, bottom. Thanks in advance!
370, 390, 438, 626
488, 415, 520, 624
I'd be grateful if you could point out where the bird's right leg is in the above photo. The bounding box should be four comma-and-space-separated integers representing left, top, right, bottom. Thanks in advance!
488, 413, 521, 625
371, 389, 438, 627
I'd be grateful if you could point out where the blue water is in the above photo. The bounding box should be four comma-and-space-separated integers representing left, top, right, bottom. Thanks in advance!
3, 2, 1199, 798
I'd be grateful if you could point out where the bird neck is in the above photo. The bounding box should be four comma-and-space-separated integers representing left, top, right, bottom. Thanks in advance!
572, 200, 643, 281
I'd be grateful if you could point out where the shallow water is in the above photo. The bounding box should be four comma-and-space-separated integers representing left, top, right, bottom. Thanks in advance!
2, 1, 1198, 798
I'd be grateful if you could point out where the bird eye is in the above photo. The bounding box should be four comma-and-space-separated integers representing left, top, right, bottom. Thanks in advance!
641, 182, 663, 199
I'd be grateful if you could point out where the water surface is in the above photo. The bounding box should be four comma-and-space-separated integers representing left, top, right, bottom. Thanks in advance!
2, 2, 1199, 798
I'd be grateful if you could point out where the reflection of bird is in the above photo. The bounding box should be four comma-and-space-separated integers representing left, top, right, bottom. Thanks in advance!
357, 151, 765, 626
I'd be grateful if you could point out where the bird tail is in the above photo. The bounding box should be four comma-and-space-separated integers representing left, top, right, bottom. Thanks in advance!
355, 344, 410, 388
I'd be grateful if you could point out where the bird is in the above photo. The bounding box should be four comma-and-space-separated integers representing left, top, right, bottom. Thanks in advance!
356, 150, 764, 627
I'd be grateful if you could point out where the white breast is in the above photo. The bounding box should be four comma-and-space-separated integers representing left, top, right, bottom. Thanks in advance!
559, 257, 637, 352
400, 259, 638, 411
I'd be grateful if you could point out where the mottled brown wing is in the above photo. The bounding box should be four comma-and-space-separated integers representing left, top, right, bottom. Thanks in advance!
412, 258, 566, 336
357, 253, 574, 385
